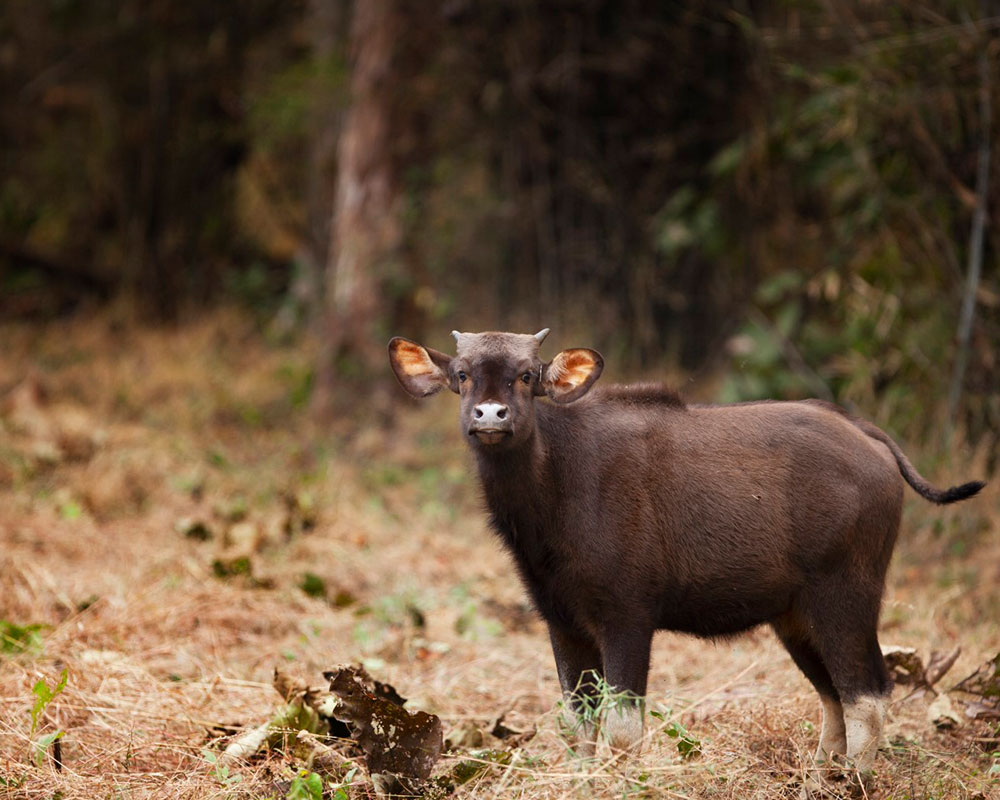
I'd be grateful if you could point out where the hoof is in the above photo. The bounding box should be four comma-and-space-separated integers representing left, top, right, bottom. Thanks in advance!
570, 738, 596, 761
798, 768, 840, 799
798, 764, 874, 800
603, 704, 644, 753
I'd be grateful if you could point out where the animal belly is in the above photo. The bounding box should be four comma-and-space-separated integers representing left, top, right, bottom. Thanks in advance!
656, 580, 795, 637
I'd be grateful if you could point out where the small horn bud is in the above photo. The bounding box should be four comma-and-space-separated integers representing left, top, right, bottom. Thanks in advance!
534, 328, 550, 344
451, 330, 461, 342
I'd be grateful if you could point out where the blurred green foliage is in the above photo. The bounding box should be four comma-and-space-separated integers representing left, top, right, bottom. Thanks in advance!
666, 4, 996, 450
0, 621, 47, 655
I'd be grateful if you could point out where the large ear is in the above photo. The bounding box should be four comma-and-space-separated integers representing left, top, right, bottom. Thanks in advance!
388, 337, 456, 397
541, 348, 603, 404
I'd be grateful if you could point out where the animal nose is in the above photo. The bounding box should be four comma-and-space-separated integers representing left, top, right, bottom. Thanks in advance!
473, 402, 508, 425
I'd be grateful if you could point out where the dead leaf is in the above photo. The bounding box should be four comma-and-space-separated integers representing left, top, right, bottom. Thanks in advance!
224, 521, 262, 551
336, 664, 406, 707
444, 720, 484, 751
284, 488, 318, 536
331, 589, 358, 608
220, 670, 338, 765
443, 712, 534, 753
952, 652, 1000, 700
928, 693, 961, 729
273, 666, 408, 745
950, 652, 1000, 722
489, 713, 535, 746
962, 700, 1000, 721
220, 701, 329, 764
324, 665, 442, 797
213, 521, 263, 578
175, 517, 213, 541
925, 645, 961, 687
425, 748, 514, 798
293, 729, 355, 776
274, 668, 310, 704
882, 645, 927, 688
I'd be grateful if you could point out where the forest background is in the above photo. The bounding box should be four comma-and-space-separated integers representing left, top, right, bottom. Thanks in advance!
1, 2, 999, 798
2, 0, 998, 448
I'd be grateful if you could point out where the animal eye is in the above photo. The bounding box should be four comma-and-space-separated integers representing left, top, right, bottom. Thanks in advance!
457, 371, 467, 383
521, 372, 532, 384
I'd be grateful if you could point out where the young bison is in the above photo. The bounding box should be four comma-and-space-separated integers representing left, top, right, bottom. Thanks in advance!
387, 328, 984, 775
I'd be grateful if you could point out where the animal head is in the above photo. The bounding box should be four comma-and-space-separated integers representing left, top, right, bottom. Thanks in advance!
388, 329, 603, 449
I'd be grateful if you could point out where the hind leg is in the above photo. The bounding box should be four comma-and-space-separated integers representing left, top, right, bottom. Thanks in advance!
801, 585, 891, 775
772, 615, 846, 764
838, 637, 889, 773
816, 696, 847, 764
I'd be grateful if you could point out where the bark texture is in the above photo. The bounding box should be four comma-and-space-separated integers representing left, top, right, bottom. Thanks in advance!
314, 0, 404, 412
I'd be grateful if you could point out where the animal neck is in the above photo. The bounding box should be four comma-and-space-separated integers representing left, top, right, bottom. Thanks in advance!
473, 422, 552, 546
475, 427, 546, 499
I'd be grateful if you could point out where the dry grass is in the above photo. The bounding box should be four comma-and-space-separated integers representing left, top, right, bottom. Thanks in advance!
1, 311, 998, 800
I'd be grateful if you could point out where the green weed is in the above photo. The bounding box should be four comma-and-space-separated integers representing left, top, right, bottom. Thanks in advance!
31, 669, 67, 735
285, 770, 323, 800
201, 749, 242, 787
31, 669, 68, 767
300, 572, 326, 599
655, 714, 702, 760
558, 671, 646, 750
0, 620, 47, 655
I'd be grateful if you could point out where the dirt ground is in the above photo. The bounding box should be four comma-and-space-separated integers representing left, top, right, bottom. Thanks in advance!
1, 312, 998, 799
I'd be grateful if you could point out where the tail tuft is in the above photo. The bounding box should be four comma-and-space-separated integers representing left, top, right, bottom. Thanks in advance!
936, 481, 986, 504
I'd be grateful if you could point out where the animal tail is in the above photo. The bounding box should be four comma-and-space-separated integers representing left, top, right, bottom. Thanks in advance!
803, 399, 986, 504
851, 418, 985, 504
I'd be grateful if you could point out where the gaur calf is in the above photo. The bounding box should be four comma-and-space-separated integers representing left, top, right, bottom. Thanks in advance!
387, 328, 984, 774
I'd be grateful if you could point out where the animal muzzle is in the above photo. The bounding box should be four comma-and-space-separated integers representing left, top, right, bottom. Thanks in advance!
469, 402, 513, 445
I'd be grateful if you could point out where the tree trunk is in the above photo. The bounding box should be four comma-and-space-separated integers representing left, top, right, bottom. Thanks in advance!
313, 0, 404, 415
947, 32, 992, 428
302, 0, 348, 328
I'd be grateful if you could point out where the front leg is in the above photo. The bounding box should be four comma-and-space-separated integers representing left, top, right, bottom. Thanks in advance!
548, 624, 603, 758
600, 624, 653, 753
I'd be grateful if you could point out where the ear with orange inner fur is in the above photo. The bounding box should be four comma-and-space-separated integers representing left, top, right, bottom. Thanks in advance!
542, 348, 603, 403
387, 338, 455, 397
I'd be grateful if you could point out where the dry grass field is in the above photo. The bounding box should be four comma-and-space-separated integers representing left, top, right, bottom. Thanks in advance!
1, 313, 998, 799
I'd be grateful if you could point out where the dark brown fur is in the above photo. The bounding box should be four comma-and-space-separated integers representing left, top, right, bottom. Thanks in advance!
387, 331, 985, 758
